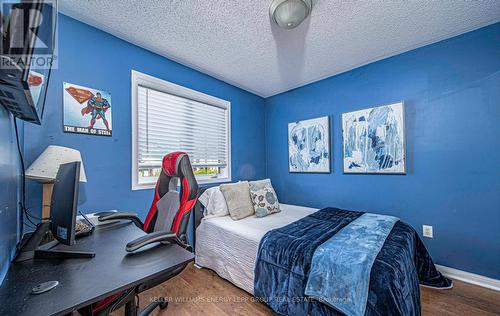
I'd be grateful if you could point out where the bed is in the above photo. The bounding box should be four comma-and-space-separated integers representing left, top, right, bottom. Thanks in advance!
194, 201, 451, 316
195, 203, 317, 294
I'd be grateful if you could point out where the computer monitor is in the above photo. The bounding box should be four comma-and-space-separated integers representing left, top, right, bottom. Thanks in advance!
14, 160, 94, 262
50, 161, 80, 246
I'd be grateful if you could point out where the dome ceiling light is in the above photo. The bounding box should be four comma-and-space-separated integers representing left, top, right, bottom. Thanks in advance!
270, 0, 312, 30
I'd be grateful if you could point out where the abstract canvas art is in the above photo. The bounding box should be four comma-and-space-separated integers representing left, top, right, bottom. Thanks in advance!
288, 116, 330, 173
342, 102, 405, 174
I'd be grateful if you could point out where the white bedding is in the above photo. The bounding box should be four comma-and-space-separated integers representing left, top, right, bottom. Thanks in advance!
195, 204, 318, 294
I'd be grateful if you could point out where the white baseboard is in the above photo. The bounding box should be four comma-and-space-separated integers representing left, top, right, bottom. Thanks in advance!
436, 264, 500, 292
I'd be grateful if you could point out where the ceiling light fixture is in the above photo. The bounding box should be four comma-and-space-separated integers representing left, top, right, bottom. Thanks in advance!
270, 0, 312, 30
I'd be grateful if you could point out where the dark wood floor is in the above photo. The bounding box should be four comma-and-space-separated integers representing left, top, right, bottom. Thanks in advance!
131, 263, 500, 316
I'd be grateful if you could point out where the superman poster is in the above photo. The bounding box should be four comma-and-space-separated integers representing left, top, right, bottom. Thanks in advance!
63, 82, 113, 136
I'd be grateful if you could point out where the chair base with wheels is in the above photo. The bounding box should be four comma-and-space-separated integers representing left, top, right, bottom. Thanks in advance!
79, 263, 185, 316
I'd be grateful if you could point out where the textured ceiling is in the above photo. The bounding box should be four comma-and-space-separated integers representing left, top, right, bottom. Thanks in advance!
60, 1, 500, 97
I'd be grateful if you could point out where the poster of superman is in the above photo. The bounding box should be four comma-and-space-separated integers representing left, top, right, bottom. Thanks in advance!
63, 82, 113, 136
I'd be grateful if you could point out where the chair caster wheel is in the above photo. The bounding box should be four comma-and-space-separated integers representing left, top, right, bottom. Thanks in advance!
160, 300, 168, 309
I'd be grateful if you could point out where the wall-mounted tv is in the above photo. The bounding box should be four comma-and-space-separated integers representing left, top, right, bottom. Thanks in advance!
0, 0, 57, 125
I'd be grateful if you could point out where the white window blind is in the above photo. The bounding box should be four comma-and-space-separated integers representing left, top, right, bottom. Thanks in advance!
132, 70, 231, 189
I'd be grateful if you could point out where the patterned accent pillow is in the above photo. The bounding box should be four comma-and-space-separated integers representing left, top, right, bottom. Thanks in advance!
249, 179, 280, 218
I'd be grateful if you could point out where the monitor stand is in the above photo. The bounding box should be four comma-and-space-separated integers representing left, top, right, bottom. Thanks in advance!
14, 221, 95, 262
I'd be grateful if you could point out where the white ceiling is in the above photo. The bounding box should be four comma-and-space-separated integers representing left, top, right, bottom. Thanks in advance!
60, 1, 500, 97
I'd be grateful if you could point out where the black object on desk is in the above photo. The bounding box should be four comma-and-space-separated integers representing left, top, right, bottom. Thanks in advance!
15, 162, 95, 262
0, 221, 194, 316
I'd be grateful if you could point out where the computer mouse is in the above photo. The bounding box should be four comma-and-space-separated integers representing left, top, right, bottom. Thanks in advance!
31, 281, 59, 295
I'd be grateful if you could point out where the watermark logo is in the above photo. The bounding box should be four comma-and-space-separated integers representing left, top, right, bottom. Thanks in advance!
0, 0, 58, 70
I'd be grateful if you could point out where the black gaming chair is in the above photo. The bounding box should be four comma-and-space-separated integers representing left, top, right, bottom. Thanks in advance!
79, 152, 198, 316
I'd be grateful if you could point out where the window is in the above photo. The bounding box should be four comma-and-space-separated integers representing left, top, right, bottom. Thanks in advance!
131, 70, 231, 190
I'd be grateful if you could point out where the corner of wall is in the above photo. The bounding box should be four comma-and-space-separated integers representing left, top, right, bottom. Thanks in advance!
263, 97, 271, 179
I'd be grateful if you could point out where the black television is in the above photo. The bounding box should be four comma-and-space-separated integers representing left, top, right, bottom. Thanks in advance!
0, 0, 57, 124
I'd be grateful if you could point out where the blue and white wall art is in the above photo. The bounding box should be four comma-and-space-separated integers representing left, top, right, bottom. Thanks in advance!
342, 102, 405, 174
288, 116, 330, 173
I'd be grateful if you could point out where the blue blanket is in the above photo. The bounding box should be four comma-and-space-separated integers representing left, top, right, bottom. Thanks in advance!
254, 207, 451, 316
305, 213, 399, 316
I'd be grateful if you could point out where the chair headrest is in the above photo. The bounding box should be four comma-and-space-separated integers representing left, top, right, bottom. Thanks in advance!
162, 152, 187, 177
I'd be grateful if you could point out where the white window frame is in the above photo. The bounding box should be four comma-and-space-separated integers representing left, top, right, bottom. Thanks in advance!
131, 70, 232, 190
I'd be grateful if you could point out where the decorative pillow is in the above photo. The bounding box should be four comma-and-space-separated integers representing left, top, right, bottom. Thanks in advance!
249, 179, 280, 218
219, 181, 254, 220
198, 186, 229, 219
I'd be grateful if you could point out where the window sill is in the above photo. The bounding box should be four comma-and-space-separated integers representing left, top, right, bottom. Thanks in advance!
197, 177, 232, 186
131, 177, 232, 191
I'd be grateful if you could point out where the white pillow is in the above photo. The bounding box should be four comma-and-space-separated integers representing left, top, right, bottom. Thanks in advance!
198, 186, 229, 219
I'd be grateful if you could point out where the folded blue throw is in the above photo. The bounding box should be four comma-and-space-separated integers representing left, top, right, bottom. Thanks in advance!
305, 213, 398, 316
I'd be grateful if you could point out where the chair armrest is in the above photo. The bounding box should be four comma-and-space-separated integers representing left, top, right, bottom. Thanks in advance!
98, 212, 143, 230
126, 231, 178, 252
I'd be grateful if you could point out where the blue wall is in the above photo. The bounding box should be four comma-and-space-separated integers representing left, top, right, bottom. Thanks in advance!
24, 14, 266, 219
265, 23, 500, 279
20, 15, 499, 281
0, 108, 21, 283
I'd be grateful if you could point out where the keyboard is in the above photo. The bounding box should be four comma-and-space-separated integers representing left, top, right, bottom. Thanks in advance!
75, 221, 93, 237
